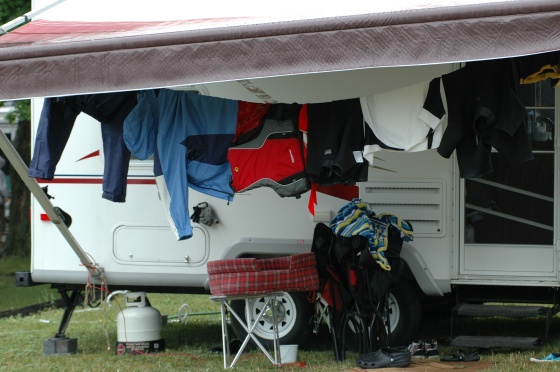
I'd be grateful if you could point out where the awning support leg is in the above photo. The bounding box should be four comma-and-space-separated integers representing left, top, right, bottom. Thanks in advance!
0, 128, 103, 279
55, 289, 82, 338
43, 288, 82, 355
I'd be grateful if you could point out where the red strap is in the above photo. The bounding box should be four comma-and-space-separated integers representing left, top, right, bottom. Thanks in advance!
349, 269, 357, 287
308, 182, 317, 216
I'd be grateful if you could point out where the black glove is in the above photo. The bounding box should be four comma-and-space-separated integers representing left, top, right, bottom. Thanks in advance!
190, 203, 204, 223
190, 202, 218, 226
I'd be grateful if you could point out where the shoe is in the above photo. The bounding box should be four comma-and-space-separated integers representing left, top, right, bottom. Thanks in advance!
425, 340, 439, 359
356, 347, 412, 369
407, 341, 426, 359
530, 353, 560, 362
385, 346, 410, 356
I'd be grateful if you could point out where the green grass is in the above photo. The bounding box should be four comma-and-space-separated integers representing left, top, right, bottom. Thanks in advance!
1, 294, 560, 371
3, 259, 560, 370
0, 292, 354, 371
0, 256, 58, 312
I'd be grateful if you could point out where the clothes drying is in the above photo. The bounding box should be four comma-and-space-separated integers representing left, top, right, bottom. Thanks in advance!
232, 101, 270, 146
29, 92, 137, 202
515, 51, 560, 87
124, 89, 237, 240
329, 198, 413, 271
359, 78, 446, 161
305, 98, 370, 186
228, 103, 309, 198
438, 59, 532, 178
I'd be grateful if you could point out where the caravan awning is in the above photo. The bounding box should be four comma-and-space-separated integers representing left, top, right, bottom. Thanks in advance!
0, 0, 559, 100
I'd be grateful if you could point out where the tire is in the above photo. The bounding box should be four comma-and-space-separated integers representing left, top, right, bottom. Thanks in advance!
334, 279, 421, 353
229, 291, 314, 349
384, 279, 421, 346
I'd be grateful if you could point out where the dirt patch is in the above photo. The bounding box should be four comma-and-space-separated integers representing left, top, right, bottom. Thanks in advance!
345, 359, 496, 371
0, 298, 65, 319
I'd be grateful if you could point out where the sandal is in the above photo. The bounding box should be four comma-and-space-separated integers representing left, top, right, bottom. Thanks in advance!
440, 354, 461, 362
440, 349, 480, 362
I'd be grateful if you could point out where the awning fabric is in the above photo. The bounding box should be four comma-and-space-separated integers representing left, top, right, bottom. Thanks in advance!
0, 0, 559, 100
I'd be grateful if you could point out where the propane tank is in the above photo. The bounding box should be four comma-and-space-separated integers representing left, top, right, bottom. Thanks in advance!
115, 292, 165, 355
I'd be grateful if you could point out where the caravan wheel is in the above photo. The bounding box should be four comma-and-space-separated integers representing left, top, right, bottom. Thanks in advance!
384, 279, 421, 346
229, 291, 314, 349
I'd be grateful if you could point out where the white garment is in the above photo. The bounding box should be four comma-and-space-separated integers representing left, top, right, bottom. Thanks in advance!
360, 80, 446, 164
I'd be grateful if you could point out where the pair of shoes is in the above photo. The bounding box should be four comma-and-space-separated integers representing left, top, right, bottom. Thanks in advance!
530, 353, 560, 362
407, 340, 439, 359
440, 349, 480, 362
356, 347, 411, 369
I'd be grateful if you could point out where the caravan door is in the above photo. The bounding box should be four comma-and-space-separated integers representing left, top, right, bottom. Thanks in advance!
457, 80, 558, 283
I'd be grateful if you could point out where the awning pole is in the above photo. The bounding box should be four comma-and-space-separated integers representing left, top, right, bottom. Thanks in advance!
0, 0, 67, 35
0, 127, 103, 279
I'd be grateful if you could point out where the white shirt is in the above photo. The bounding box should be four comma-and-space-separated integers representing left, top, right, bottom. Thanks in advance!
360, 79, 447, 164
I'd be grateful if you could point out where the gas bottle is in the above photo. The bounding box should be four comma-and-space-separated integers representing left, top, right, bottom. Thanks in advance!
115, 292, 165, 354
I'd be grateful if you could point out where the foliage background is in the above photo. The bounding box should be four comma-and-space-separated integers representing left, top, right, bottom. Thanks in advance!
0, 0, 29, 24
0, 0, 31, 257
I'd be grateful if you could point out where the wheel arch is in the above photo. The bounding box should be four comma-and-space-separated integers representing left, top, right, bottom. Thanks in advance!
400, 242, 449, 297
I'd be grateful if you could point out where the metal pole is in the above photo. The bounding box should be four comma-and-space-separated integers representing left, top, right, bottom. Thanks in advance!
0, 128, 102, 278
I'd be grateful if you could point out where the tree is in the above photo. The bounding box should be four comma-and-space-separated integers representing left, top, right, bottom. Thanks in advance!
0, 0, 31, 257
0, 0, 30, 25
3, 102, 30, 257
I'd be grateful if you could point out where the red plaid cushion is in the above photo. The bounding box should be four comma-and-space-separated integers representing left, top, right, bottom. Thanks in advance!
207, 253, 319, 296
207, 257, 261, 274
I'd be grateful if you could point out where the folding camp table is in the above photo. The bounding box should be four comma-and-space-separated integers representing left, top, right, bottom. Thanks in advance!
210, 292, 283, 369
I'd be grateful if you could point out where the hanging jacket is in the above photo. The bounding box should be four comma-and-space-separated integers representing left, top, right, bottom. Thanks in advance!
305, 98, 370, 186
438, 59, 532, 178
124, 89, 237, 240
228, 103, 309, 198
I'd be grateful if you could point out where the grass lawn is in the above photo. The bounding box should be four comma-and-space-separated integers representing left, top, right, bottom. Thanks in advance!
1, 293, 560, 371
3, 257, 560, 370
0, 256, 58, 312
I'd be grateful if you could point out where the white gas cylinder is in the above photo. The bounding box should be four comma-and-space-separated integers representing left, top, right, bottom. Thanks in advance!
116, 292, 162, 342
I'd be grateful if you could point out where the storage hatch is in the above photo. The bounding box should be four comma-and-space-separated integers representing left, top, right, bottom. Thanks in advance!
113, 225, 208, 266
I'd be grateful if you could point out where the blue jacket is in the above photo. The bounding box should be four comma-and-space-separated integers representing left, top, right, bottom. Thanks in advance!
124, 89, 237, 240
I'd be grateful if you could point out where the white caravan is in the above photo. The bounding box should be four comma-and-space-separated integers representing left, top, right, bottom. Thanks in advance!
2, 0, 560, 352
26, 65, 560, 349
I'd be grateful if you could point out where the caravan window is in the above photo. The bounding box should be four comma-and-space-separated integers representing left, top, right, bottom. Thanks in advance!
464, 81, 556, 245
